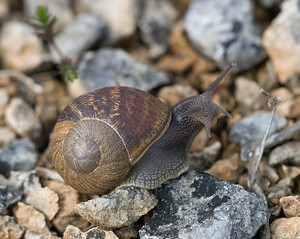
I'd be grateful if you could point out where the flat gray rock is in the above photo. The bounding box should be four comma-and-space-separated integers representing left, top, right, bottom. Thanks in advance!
78, 48, 169, 93
0, 139, 37, 178
229, 111, 287, 147
55, 13, 106, 61
140, 171, 269, 239
184, 0, 266, 72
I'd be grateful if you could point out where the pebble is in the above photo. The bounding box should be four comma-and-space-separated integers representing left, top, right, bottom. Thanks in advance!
63, 225, 118, 239
205, 153, 242, 183
0, 139, 37, 178
74, 187, 158, 230
229, 111, 287, 147
77, 48, 169, 95
0, 88, 9, 120
184, 0, 266, 72
157, 84, 198, 106
13, 202, 50, 234
266, 185, 292, 206
138, 0, 178, 59
234, 76, 266, 112
0, 21, 43, 71
280, 195, 300, 217
270, 217, 300, 239
269, 141, 300, 166
0, 181, 22, 213
5, 97, 42, 142
23, 175, 59, 221
262, 0, 300, 83
276, 96, 300, 118
278, 165, 300, 179
24, 0, 73, 32
0, 0, 8, 21
189, 141, 222, 171
46, 180, 89, 233
0, 215, 24, 239
55, 13, 106, 62
139, 170, 269, 239
0, 127, 16, 149
88, 0, 142, 43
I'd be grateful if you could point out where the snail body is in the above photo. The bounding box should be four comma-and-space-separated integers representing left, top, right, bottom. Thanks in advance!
51, 64, 234, 195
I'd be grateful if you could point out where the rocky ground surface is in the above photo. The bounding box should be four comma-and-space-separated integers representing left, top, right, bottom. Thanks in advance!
0, 0, 299, 238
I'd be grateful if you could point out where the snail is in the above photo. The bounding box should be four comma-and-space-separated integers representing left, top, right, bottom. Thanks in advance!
51, 63, 235, 195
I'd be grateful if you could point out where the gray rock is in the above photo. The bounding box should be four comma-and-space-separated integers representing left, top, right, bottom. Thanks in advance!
55, 14, 106, 61
78, 48, 169, 93
266, 185, 292, 206
184, 0, 266, 72
269, 141, 300, 166
0, 182, 22, 213
139, 171, 269, 239
0, 139, 37, 178
229, 111, 287, 147
74, 187, 158, 230
138, 0, 178, 59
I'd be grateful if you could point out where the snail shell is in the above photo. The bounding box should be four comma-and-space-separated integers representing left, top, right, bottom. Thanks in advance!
51, 87, 171, 195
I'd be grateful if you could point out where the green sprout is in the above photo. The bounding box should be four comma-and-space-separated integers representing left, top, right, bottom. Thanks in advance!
31, 5, 77, 82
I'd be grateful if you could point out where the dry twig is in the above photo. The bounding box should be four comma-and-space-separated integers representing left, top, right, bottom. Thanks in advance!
247, 89, 282, 239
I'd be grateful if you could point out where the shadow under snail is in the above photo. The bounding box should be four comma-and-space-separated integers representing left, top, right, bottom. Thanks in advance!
51, 63, 235, 195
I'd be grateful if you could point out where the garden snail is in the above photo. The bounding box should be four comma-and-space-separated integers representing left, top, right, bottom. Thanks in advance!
51, 63, 235, 195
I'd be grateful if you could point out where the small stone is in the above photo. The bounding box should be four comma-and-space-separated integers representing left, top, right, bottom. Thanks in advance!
262, 0, 300, 83
0, 139, 37, 178
271, 87, 294, 101
0, 21, 43, 71
5, 97, 42, 141
266, 185, 292, 206
278, 164, 300, 179
157, 84, 198, 106
63, 225, 118, 239
260, 162, 279, 184
0, 0, 8, 21
258, 0, 283, 9
46, 180, 89, 232
138, 0, 178, 59
229, 111, 287, 147
0, 127, 16, 149
0, 215, 24, 239
280, 195, 300, 217
24, 0, 73, 32
13, 202, 49, 234
78, 48, 169, 94
270, 217, 300, 239
74, 187, 158, 230
234, 76, 266, 112
55, 13, 106, 62
139, 170, 269, 239
24, 175, 59, 221
269, 141, 300, 166
189, 141, 222, 171
115, 225, 139, 239
88, 0, 142, 43
276, 96, 300, 118
276, 177, 294, 188
184, 0, 266, 72
0, 88, 9, 120
1, 185, 21, 213
189, 129, 209, 153
24, 230, 59, 239
205, 153, 242, 183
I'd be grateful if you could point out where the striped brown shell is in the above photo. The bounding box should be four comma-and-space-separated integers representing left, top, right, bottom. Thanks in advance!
51, 86, 171, 195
